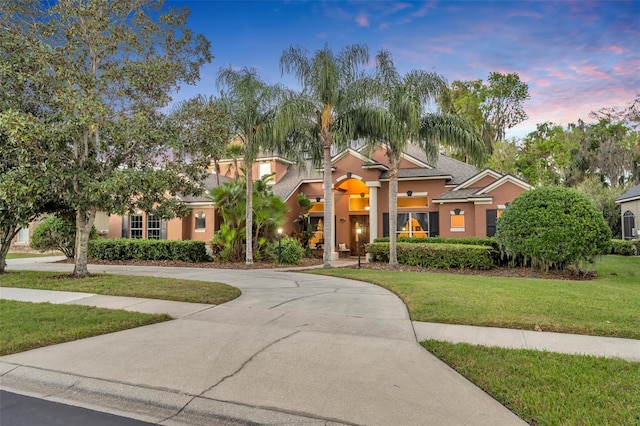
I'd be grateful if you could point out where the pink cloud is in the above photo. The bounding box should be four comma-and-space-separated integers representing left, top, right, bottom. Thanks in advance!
356, 13, 369, 27
569, 63, 611, 81
599, 45, 626, 54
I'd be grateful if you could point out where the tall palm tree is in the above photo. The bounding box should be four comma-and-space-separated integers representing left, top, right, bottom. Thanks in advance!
279, 43, 370, 268
217, 66, 286, 264
362, 50, 485, 268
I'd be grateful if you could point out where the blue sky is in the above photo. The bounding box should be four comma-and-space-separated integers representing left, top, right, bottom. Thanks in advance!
168, 0, 639, 138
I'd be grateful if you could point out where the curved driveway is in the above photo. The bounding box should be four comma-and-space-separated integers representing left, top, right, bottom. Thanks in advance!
2, 258, 524, 425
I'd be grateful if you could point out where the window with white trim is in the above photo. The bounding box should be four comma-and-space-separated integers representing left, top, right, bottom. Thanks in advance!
258, 162, 271, 180
450, 210, 465, 232
195, 211, 206, 231
130, 214, 143, 239
397, 213, 429, 238
147, 215, 161, 239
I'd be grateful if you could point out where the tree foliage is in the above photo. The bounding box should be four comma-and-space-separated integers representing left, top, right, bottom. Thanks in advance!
442, 72, 529, 155
0, 0, 212, 276
210, 174, 287, 262
31, 216, 97, 258
495, 186, 611, 272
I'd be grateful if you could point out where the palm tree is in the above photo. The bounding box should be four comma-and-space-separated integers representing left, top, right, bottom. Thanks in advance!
362, 50, 485, 268
224, 143, 244, 180
217, 66, 286, 264
279, 43, 370, 268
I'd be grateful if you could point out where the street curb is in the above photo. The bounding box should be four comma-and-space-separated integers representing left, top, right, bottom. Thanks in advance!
0, 362, 350, 425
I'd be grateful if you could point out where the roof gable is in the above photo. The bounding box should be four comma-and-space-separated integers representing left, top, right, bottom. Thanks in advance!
482, 174, 533, 194
616, 184, 640, 204
454, 169, 502, 191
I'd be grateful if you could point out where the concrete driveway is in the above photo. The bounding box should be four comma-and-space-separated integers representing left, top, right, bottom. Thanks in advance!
1, 258, 525, 425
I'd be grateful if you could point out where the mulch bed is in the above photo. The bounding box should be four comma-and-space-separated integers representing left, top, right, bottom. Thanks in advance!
59, 257, 596, 280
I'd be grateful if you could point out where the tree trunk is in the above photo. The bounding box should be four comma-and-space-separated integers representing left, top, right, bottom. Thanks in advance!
245, 164, 254, 265
72, 207, 96, 277
322, 137, 333, 268
0, 226, 20, 274
388, 157, 399, 269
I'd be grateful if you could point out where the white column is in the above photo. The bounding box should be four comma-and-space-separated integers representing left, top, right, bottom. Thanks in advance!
331, 188, 338, 261
366, 181, 381, 243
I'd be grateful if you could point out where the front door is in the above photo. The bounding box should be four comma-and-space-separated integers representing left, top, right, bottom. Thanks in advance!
350, 215, 369, 256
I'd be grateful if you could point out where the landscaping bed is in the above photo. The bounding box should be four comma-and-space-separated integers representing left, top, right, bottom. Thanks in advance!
58, 257, 324, 269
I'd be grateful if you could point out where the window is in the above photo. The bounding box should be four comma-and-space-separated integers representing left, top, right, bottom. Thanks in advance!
195, 211, 206, 231
309, 216, 324, 247
17, 227, 29, 244
397, 213, 429, 238
130, 214, 143, 239
147, 215, 161, 239
258, 162, 271, 180
450, 210, 465, 232
349, 194, 369, 211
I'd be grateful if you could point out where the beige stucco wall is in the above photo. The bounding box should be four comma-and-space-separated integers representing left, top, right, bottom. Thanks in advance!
620, 199, 640, 239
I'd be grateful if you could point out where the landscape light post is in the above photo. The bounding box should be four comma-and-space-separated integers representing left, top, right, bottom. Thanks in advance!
356, 226, 362, 269
277, 227, 283, 263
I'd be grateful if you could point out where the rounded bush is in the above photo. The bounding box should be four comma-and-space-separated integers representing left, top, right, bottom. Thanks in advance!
30, 216, 96, 258
495, 186, 611, 271
271, 236, 305, 264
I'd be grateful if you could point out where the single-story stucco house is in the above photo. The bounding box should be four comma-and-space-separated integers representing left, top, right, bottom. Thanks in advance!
107, 143, 533, 259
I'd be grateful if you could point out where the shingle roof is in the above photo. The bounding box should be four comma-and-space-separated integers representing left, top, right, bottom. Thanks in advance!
432, 188, 492, 201
272, 160, 323, 200
180, 174, 232, 203
616, 184, 640, 203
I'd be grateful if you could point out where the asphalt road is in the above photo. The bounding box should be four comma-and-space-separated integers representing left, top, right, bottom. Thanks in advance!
0, 391, 153, 426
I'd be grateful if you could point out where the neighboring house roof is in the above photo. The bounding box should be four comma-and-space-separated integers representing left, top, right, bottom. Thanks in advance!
180, 174, 232, 203
616, 184, 640, 204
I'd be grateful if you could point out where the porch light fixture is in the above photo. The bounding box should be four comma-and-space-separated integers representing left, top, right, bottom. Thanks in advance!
346, 172, 353, 178
406, 190, 413, 197
454, 208, 461, 215
316, 197, 321, 202
360, 192, 365, 198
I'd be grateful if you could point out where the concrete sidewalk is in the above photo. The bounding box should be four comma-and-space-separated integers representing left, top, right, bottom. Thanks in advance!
1, 287, 637, 362
1, 258, 634, 425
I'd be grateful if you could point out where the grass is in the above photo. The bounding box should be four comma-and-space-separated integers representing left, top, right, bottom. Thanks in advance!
422, 340, 640, 425
309, 256, 640, 339
0, 271, 241, 305
0, 299, 170, 355
6, 252, 63, 259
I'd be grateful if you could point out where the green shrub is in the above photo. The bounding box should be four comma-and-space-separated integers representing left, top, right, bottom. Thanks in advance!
31, 216, 97, 258
373, 236, 496, 247
270, 236, 305, 264
366, 242, 495, 270
495, 186, 612, 271
610, 239, 638, 256
88, 239, 208, 262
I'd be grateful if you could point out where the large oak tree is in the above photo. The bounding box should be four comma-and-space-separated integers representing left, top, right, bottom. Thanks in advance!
0, 0, 212, 276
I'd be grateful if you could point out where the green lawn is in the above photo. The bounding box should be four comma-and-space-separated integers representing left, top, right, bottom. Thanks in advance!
0, 271, 241, 305
6, 252, 63, 259
310, 256, 640, 339
423, 340, 640, 425
0, 299, 170, 355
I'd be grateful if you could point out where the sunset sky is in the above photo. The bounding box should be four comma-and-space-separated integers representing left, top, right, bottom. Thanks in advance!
169, 0, 639, 138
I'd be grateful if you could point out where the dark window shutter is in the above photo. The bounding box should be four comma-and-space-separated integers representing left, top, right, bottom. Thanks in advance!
486, 209, 497, 237
428, 212, 439, 237
121, 215, 129, 238
382, 213, 389, 237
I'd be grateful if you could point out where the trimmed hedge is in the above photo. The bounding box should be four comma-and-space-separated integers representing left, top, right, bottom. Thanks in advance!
366, 242, 495, 270
610, 239, 638, 256
373, 236, 496, 247
88, 239, 209, 262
